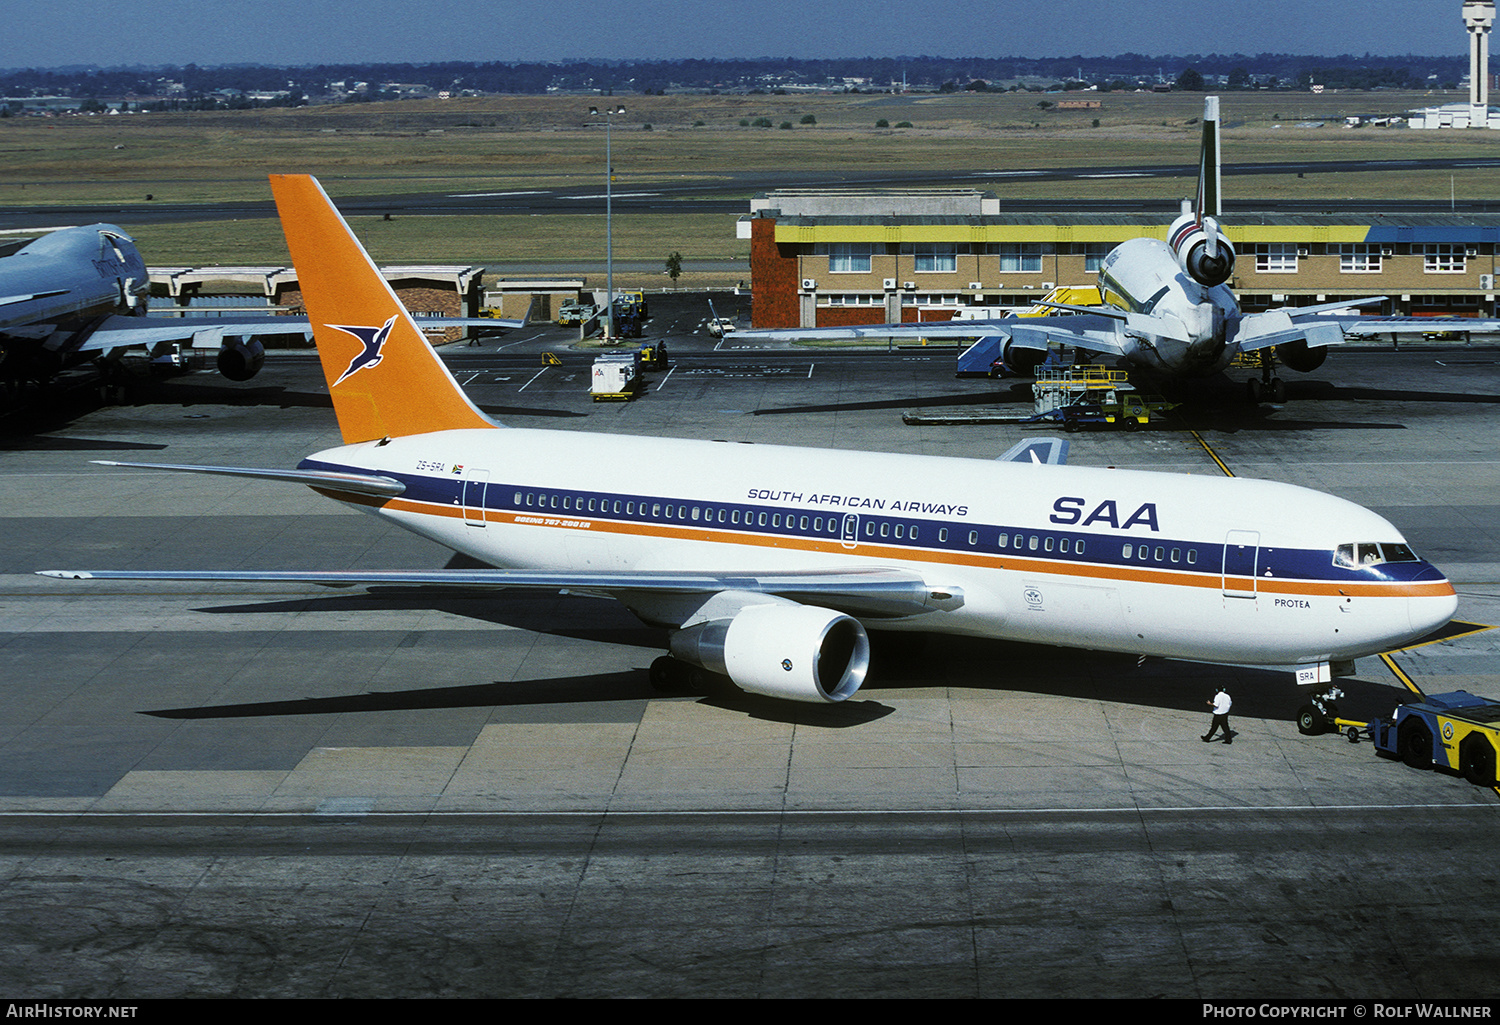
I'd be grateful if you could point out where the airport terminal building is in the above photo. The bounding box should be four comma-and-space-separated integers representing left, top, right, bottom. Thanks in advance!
740, 189, 1500, 328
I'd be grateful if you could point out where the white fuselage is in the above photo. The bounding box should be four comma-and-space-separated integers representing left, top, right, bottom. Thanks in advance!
1096, 237, 1240, 377
299, 428, 1456, 668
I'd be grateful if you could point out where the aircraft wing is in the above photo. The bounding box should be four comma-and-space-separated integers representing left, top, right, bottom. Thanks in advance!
732, 314, 1132, 355
1326, 315, 1500, 338
67, 314, 524, 355
38, 566, 961, 620
43, 459, 962, 620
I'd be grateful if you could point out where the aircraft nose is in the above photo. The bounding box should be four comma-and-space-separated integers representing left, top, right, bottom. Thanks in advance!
1409, 565, 1458, 637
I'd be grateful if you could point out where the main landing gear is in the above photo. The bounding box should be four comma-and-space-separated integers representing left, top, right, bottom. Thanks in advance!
1246, 354, 1287, 404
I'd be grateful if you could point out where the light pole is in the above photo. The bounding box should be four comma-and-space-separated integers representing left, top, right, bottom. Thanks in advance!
589, 104, 626, 339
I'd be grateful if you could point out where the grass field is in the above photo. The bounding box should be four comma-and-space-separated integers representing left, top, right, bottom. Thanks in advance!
3, 90, 1495, 282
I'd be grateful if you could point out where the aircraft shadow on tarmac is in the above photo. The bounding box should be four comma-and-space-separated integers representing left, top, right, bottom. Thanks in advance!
161, 586, 1414, 730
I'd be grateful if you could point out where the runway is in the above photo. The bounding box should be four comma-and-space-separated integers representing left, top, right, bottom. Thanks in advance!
3, 156, 1499, 230
2, 297, 1499, 997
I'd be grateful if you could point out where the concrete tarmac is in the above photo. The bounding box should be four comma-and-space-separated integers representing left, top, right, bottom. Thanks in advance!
2, 302, 1498, 998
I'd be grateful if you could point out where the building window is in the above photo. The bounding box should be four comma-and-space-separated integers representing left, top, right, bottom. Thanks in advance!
1081, 243, 1111, 272
1423, 244, 1467, 273
825, 293, 882, 306
1254, 244, 1299, 273
818, 242, 876, 274
1334, 244, 1383, 273
910, 293, 961, 306
988, 243, 1044, 273
902, 242, 958, 273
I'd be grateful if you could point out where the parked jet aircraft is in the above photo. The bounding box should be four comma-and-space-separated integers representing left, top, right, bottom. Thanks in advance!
0, 221, 522, 406
735, 96, 1500, 403
41, 175, 1457, 706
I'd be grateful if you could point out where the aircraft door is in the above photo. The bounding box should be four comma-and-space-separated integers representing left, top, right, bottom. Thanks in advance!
462, 468, 489, 527
1222, 529, 1259, 598
841, 513, 859, 549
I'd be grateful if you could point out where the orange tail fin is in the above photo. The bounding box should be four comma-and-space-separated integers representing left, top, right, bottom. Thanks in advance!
269, 174, 495, 443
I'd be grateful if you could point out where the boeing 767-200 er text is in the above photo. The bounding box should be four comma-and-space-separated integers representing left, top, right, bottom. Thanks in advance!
40, 174, 1457, 705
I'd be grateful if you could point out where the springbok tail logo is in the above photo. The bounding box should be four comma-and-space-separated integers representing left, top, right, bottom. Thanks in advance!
330, 315, 397, 386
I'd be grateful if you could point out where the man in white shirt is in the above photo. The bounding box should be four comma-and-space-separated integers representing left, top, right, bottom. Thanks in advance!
1203, 689, 1233, 744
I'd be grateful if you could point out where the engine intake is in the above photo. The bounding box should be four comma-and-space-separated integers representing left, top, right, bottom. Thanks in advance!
1276, 338, 1328, 373
1168, 214, 1235, 288
217, 338, 265, 382
670, 603, 870, 703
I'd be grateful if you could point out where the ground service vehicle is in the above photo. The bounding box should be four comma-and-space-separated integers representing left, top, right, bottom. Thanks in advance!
558, 301, 597, 325
1372, 691, 1500, 787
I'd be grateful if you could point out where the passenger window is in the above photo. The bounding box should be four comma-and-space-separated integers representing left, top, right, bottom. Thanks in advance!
880, 522, 889, 538
1059, 538, 1069, 553
1122, 544, 1133, 559
938, 528, 949, 543
1170, 548, 1180, 563
1044, 537, 1053, 552
1154, 547, 1164, 561
1028, 535, 1038, 551
652, 503, 662, 517
1076, 540, 1085, 555
758, 512, 768, 527
773, 513, 781, 528
998, 533, 1009, 548
800, 516, 809, 531
691, 506, 700, 521
910, 526, 919, 541
968, 530, 978, 545
1187, 550, 1197, 565
865, 522, 874, 537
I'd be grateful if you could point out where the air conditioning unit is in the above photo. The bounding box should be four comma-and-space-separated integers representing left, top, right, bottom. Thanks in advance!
1380, 246, 1394, 257
1480, 274, 1494, 289
968, 281, 983, 290
883, 278, 897, 290
801, 279, 817, 290
1466, 246, 1479, 257
902, 281, 915, 290
1296, 247, 1309, 257
1040, 281, 1055, 289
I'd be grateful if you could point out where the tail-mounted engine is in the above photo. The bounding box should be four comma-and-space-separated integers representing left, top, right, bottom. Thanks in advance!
1167, 208, 1235, 288
670, 602, 870, 703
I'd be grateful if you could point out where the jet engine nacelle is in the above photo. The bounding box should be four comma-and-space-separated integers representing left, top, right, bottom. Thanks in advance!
670, 602, 870, 703
216, 338, 265, 382
1168, 213, 1235, 288
1002, 339, 1047, 376
1276, 338, 1328, 373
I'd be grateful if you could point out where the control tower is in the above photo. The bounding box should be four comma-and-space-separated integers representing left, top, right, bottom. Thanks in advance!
1465, 0, 1495, 127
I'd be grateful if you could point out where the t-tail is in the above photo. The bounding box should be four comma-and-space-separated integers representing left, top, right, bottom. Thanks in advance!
1166, 96, 1234, 288
268, 174, 496, 444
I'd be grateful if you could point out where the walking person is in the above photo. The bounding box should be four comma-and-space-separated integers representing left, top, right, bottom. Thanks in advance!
1203, 688, 1233, 744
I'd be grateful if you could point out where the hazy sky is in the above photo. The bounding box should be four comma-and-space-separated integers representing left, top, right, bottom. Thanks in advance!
4, 0, 1482, 68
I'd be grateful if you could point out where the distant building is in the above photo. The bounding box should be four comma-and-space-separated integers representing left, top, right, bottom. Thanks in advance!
739, 190, 1500, 328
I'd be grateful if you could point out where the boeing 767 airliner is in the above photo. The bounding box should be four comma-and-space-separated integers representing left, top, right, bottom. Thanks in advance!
41, 175, 1457, 705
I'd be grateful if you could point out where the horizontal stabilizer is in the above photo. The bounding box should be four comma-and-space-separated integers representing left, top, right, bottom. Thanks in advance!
90, 460, 405, 498
997, 437, 1069, 465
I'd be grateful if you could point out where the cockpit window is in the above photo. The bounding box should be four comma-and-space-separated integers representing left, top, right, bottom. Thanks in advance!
1335, 542, 1420, 569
